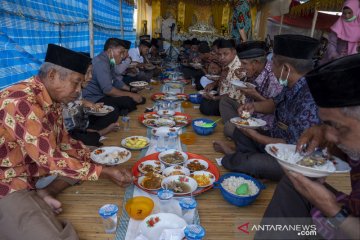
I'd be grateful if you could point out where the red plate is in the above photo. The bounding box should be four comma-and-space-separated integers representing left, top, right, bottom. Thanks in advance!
138, 112, 191, 128
132, 152, 220, 196
151, 93, 189, 101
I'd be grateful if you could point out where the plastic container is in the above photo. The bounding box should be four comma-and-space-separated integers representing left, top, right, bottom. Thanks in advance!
122, 116, 130, 131
157, 189, 182, 216
188, 93, 202, 104
98, 204, 118, 233
213, 172, 266, 207
184, 224, 206, 240
167, 131, 178, 150
192, 118, 217, 136
179, 198, 197, 224
125, 196, 154, 220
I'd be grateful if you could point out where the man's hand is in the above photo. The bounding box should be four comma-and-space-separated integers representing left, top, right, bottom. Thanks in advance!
240, 87, 262, 100
204, 82, 217, 92
286, 170, 341, 217
237, 103, 255, 116
101, 166, 134, 187
130, 93, 143, 103
296, 125, 328, 154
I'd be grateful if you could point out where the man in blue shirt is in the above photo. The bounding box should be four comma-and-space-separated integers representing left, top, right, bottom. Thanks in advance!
83, 38, 145, 130
214, 35, 321, 181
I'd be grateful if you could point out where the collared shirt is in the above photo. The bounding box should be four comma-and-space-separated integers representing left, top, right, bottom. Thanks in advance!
0, 77, 102, 198
128, 47, 144, 63
270, 77, 320, 144
253, 61, 283, 128
219, 56, 246, 104
82, 52, 126, 103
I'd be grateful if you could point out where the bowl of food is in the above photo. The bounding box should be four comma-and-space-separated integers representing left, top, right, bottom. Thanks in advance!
192, 118, 217, 136
161, 175, 198, 195
190, 171, 216, 188
188, 93, 202, 104
158, 149, 188, 166
138, 172, 164, 191
138, 160, 165, 174
185, 159, 209, 172
214, 173, 265, 207
162, 165, 190, 177
125, 196, 154, 220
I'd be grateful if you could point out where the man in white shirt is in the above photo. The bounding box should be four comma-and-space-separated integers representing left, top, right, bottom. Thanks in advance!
128, 40, 151, 64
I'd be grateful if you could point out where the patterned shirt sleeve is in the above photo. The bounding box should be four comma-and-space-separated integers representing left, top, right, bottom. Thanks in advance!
4, 99, 102, 181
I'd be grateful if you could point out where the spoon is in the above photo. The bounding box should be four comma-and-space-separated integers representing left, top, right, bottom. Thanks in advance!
201, 118, 221, 128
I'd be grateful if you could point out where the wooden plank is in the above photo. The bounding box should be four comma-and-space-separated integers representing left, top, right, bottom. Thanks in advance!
57, 84, 351, 240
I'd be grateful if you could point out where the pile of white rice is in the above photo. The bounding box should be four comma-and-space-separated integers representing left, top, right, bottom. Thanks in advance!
194, 120, 207, 127
221, 176, 259, 197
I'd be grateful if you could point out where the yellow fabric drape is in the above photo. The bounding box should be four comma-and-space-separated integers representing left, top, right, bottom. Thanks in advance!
137, 0, 147, 36
151, 0, 161, 35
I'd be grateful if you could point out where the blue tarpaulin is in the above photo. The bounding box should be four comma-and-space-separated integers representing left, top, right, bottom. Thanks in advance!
0, 0, 136, 89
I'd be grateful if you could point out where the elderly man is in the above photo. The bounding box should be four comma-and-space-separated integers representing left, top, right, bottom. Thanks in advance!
0, 44, 133, 240
256, 54, 360, 240
220, 41, 283, 138
200, 39, 245, 116
214, 35, 321, 181
82, 38, 145, 130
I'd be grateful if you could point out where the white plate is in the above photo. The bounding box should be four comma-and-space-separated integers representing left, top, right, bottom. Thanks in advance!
138, 160, 165, 174
198, 90, 217, 95
190, 170, 216, 188
87, 105, 114, 116
205, 74, 220, 79
144, 113, 159, 119
264, 144, 347, 178
161, 175, 198, 195
121, 136, 150, 150
129, 81, 148, 88
158, 149, 188, 166
185, 159, 209, 172
230, 117, 267, 129
138, 174, 163, 191
162, 166, 190, 177
157, 110, 175, 117
231, 80, 256, 89
139, 213, 187, 240
90, 146, 131, 165
156, 118, 176, 127
151, 127, 179, 137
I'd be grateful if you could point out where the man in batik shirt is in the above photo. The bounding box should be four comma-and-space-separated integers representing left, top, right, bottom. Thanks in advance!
214, 35, 321, 181
200, 39, 246, 116
0, 44, 133, 240
220, 41, 283, 138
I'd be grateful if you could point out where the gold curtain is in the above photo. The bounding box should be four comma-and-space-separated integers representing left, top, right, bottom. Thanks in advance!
136, 0, 148, 36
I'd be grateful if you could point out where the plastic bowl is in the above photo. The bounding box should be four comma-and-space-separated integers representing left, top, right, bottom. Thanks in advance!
125, 196, 154, 220
214, 173, 265, 207
188, 93, 203, 104
192, 118, 217, 136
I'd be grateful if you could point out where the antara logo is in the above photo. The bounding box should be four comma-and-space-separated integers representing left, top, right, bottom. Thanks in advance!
238, 222, 250, 234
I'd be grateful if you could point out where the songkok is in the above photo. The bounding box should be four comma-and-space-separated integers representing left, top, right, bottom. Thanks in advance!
45, 44, 92, 75
119, 40, 131, 50
139, 35, 151, 41
199, 43, 211, 53
184, 40, 192, 45
191, 38, 200, 45
237, 41, 266, 59
306, 54, 360, 108
218, 39, 235, 49
139, 40, 151, 48
274, 34, 319, 59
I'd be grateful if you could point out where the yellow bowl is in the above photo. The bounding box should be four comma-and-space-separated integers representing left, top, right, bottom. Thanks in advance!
125, 196, 154, 220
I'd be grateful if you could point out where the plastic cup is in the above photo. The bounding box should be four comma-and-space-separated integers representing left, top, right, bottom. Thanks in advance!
98, 204, 118, 233
184, 224, 206, 240
179, 198, 197, 224
180, 132, 196, 145
122, 116, 130, 131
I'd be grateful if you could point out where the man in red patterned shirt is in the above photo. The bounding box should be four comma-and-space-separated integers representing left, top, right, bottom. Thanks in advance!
0, 44, 133, 239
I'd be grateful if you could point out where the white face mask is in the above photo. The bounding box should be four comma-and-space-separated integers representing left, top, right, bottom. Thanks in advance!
278, 65, 290, 87
109, 50, 116, 67
345, 15, 357, 22
337, 144, 360, 161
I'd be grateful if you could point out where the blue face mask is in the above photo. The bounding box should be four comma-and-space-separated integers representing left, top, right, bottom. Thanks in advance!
345, 15, 357, 22
109, 50, 116, 67
278, 65, 290, 87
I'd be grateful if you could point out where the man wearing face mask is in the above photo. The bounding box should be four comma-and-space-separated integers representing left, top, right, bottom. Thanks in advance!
214, 35, 320, 181
82, 38, 145, 130
256, 54, 360, 240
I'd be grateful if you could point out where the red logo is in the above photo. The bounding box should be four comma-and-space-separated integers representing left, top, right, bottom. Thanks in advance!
238, 222, 250, 234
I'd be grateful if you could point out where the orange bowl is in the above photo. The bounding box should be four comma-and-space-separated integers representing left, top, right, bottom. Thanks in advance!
125, 196, 154, 220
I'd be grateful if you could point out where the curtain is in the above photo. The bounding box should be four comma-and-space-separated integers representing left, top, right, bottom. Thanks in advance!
136, 0, 147, 36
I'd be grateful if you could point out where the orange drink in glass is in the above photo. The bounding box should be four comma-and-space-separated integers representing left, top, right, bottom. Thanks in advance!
180, 132, 196, 145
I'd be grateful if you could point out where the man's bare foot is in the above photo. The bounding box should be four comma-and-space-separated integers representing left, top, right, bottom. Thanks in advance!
37, 189, 63, 214
213, 141, 235, 155
93, 122, 119, 136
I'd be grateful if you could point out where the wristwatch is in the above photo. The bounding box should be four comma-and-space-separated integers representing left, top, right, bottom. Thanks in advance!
327, 206, 350, 229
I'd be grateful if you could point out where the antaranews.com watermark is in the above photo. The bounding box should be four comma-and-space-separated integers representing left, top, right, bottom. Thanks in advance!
235, 217, 319, 239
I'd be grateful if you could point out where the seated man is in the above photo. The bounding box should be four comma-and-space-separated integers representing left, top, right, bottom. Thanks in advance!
214, 35, 321, 181
256, 53, 360, 240
199, 60, 222, 90
0, 44, 133, 240
220, 41, 283, 138
127, 40, 153, 82
82, 38, 145, 130
200, 39, 245, 116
